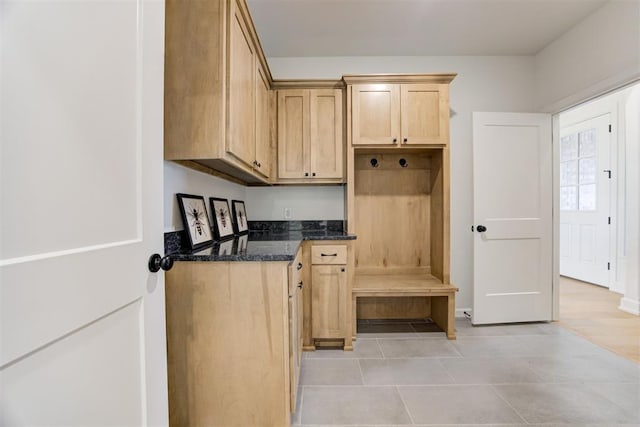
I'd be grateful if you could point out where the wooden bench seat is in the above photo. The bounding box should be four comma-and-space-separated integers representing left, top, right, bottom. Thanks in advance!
352, 273, 458, 339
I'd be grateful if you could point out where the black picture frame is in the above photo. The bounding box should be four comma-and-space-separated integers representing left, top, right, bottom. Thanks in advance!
231, 200, 249, 234
176, 193, 213, 250
209, 197, 235, 241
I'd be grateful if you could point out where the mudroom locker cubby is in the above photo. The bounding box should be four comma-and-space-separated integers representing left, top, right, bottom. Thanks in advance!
344, 74, 458, 339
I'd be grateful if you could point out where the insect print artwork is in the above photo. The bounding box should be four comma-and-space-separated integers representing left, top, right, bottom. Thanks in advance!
188, 203, 207, 236
177, 194, 213, 250
231, 200, 248, 234
218, 207, 227, 228
209, 198, 234, 240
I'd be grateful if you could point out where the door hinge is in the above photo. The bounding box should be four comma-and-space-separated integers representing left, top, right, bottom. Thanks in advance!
608, 216, 611, 225
609, 124, 612, 133
608, 262, 611, 270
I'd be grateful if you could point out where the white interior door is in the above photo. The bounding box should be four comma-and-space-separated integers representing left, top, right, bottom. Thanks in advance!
559, 114, 611, 287
1, 1, 168, 425
472, 113, 552, 324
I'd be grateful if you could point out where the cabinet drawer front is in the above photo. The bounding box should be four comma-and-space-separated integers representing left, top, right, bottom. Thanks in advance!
311, 245, 347, 264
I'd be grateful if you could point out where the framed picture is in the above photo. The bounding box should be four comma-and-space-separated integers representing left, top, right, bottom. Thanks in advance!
209, 197, 234, 240
176, 193, 213, 250
231, 200, 249, 234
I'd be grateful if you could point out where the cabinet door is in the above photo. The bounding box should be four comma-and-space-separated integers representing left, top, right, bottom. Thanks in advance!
311, 265, 347, 338
255, 62, 270, 178
296, 280, 304, 366
288, 289, 299, 412
310, 89, 343, 178
351, 84, 400, 145
227, 0, 255, 166
278, 90, 309, 178
401, 84, 449, 145
289, 249, 303, 413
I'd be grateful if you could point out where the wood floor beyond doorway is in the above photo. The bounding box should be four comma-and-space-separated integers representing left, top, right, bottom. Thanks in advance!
558, 276, 640, 363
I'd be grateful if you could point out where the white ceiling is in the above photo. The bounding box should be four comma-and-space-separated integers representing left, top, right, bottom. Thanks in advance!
246, 0, 608, 57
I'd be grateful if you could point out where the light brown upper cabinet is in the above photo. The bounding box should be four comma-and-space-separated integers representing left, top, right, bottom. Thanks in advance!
254, 63, 271, 178
227, 2, 256, 168
277, 89, 344, 182
164, 0, 272, 184
351, 82, 450, 146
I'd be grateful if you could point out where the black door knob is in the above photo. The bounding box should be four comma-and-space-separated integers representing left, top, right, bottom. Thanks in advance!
148, 254, 174, 272
476, 225, 487, 233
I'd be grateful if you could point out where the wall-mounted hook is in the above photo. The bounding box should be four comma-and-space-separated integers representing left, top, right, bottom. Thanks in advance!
399, 158, 408, 168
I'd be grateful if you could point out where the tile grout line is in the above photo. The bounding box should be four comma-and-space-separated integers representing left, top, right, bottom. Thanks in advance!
356, 357, 366, 385
376, 338, 388, 359
296, 384, 305, 426
395, 385, 416, 425
489, 383, 530, 425
435, 357, 458, 384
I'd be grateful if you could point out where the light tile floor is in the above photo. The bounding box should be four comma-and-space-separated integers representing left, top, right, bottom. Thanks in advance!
293, 318, 640, 426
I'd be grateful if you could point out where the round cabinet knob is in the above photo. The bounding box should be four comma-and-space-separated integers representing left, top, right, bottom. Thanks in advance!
305, 172, 309, 177
392, 138, 398, 143
148, 254, 174, 272
403, 138, 408, 143
476, 225, 487, 233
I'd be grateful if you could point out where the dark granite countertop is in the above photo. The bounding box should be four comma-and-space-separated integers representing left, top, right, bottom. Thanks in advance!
168, 229, 356, 262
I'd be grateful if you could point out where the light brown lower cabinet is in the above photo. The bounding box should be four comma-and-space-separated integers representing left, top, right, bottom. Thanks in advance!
306, 241, 354, 350
165, 254, 303, 427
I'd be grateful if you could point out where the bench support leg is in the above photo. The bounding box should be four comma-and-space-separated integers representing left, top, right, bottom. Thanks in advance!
431, 295, 456, 340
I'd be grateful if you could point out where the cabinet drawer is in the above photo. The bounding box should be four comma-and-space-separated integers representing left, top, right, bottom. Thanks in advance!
311, 245, 347, 264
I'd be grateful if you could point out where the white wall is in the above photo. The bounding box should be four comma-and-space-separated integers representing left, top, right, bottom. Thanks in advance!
245, 185, 344, 220
259, 55, 537, 310
163, 161, 246, 232
534, 0, 640, 112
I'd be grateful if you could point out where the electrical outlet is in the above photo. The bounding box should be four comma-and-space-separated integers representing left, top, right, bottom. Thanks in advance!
283, 207, 292, 219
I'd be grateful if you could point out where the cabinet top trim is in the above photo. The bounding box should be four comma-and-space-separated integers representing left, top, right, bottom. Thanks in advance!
236, 0, 274, 85
342, 73, 457, 84
272, 79, 345, 89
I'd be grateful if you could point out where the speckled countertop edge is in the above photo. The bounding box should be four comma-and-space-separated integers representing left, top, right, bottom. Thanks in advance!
166, 225, 356, 262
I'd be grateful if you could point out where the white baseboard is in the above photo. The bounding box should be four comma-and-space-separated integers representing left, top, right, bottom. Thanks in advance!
619, 297, 640, 316
455, 308, 472, 319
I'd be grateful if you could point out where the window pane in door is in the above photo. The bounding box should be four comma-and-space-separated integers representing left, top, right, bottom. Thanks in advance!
579, 157, 596, 184
579, 128, 596, 157
560, 160, 578, 186
579, 183, 596, 211
561, 134, 578, 160
560, 186, 577, 211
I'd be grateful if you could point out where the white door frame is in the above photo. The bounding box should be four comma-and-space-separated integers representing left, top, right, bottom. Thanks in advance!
551, 86, 628, 320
